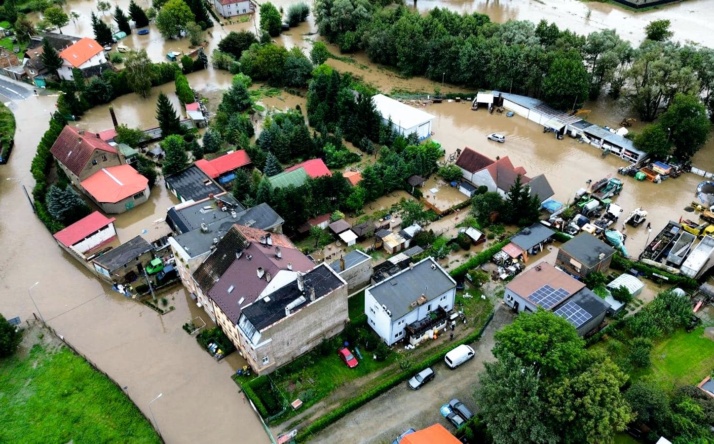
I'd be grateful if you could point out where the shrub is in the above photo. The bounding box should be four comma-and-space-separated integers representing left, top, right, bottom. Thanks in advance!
286, 2, 309, 27
450, 238, 511, 279
373, 342, 389, 361
0, 313, 22, 358
629, 337, 653, 368
610, 285, 633, 304
109, 52, 124, 64
456, 233, 472, 250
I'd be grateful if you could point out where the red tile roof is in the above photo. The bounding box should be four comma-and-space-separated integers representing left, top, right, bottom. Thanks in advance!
81, 165, 148, 203
194, 150, 251, 179
485, 156, 530, 191
98, 128, 117, 142
308, 213, 331, 226
50, 126, 118, 178
53, 211, 116, 248
343, 171, 362, 186
455, 147, 494, 173
185, 102, 200, 111
59, 37, 104, 68
401, 424, 460, 444
285, 158, 332, 178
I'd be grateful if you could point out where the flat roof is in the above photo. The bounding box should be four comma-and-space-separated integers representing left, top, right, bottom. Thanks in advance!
368, 257, 455, 320
165, 165, 224, 202
166, 194, 245, 234
53, 211, 115, 247
339, 230, 358, 243
560, 232, 615, 268
93, 236, 152, 272
329, 250, 371, 273
583, 124, 644, 155
510, 224, 555, 251
372, 94, 435, 130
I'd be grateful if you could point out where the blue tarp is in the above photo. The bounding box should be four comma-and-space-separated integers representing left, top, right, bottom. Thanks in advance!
541, 198, 564, 214
218, 173, 237, 184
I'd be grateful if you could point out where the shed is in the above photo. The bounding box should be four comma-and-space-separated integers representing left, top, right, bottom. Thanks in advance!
606, 273, 644, 298
510, 223, 555, 257
462, 227, 485, 245
352, 222, 375, 239
372, 94, 435, 141
603, 294, 625, 315
556, 232, 615, 279
458, 181, 477, 197
407, 175, 426, 188
338, 230, 358, 246
329, 219, 351, 235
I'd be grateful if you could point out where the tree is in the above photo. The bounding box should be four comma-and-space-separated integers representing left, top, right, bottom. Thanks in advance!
91, 12, 114, 46
83, 77, 114, 106
263, 153, 283, 176
282, 47, 313, 88
399, 199, 432, 227
124, 49, 153, 97
470, 191, 503, 226
186, 21, 204, 46
287, 2, 309, 27
503, 175, 541, 226
542, 51, 591, 110
437, 165, 463, 182
218, 31, 258, 59
46, 185, 91, 225
2, 0, 18, 24
625, 382, 671, 426
97, 1, 112, 16
129, 0, 150, 28
310, 41, 330, 65
185, 0, 212, 29
136, 156, 158, 188
43, 6, 69, 34
70, 11, 80, 25
657, 93, 711, 160
156, 92, 183, 137
259, 3, 282, 37
14, 14, 35, 44
174, 73, 194, 104
202, 128, 222, 153
610, 286, 633, 304
634, 123, 672, 159
238, 43, 288, 85
40, 38, 63, 77
217, 77, 252, 114
345, 186, 366, 212
0, 313, 22, 358
116, 124, 146, 147
161, 135, 189, 175
475, 353, 558, 444
156, 0, 195, 39
232, 168, 253, 201
582, 29, 632, 98
493, 309, 586, 380
114, 6, 132, 35
254, 178, 273, 205
645, 19, 673, 42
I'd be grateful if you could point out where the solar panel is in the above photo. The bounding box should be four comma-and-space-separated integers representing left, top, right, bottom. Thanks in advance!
554, 301, 592, 328
528, 285, 569, 309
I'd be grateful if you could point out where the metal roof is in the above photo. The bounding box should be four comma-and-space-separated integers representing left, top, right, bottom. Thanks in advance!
372, 94, 435, 130
510, 224, 555, 251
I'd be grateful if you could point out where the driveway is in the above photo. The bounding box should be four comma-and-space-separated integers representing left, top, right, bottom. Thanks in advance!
308, 305, 514, 444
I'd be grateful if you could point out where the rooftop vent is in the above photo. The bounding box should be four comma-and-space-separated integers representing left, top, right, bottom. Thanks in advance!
257, 267, 265, 279
238, 297, 244, 305
522, 228, 532, 235
227, 285, 234, 293
213, 238, 218, 245
416, 295, 428, 305
598, 252, 605, 260
535, 265, 542, 271
236, 250, 243, 260
200, 223, 209, 233
431, 263, 437, 270
247, 254, 253, 261
275, 247, 282, 259
287, 263, 293, 271
263, 296, 271, 303
266, 272, 272, 282
231, 211, 237, 218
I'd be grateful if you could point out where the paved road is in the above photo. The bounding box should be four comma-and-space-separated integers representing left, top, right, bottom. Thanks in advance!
0, 77, 33, 102
309, 305, 514, 444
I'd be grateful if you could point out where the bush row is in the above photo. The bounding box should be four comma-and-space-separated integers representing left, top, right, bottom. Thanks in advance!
295, 311, 495, 442
240, 376, 271, 419
450, 239, 512, 279
611, 254, 699, 290
30, 114, 67, 233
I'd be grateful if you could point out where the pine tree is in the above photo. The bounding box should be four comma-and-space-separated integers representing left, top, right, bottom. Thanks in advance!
186, 0, 212, 29
263, 152, 283, 177
218, 79, 252, 115
202, 128, 222, 153
40, 38, 63, 77
156, 92, 183, 137
232, 168, 253, 201
129, 0, 150, 28
255, 178, 273, 204
46, 185, 91, 225
114, 6, 132, 35
188, 139, 203, 160
91, 12, 114, 46
161, 135, 189, 175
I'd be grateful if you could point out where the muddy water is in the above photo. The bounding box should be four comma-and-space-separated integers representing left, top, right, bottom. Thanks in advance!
0, 93, 268, 443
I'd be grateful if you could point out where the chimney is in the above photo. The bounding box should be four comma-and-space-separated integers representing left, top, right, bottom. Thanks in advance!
266, 272, 272, 282
340, 256, 345, 271
309, 286, 316, 302
297, 272, 304, 292
275, 246, 282, 259
109, 106, 118, 128
266, 233, 273, 246
287, 263, 293, 271
78, 129, 85, 135
236, 250, 243, 260
95, 133, 100, 138
257, 267, 265, 279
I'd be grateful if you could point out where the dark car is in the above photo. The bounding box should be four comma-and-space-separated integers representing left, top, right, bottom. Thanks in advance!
391, 428, 415, 444
407, 367, 435, 390
337, 347, 358, 368
449, 399, 474, 421
440, 404, 466, 429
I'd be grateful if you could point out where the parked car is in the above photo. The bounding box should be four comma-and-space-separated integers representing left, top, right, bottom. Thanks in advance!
444, 344, 475, 369
440, 404, 466, 429
407, 367, 435, 390
449, 399, 474, 420
103, 44, 113, 51
137, 29, 150, 35
337, 347, 358, 368
487, 133, 506, 143
391, 428, 415, 444
116, 44, 129, 53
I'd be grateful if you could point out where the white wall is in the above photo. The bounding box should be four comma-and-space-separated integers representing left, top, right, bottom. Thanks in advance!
503, 288, 536, 313
365, 290, 393, 343
471, 170, 497, 193
58, 52, 107, 81
214, 0, 252, 17
70, 224, 117, 255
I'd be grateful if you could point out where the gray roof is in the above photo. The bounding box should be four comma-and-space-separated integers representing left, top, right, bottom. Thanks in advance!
560, 232, 615, 268
403, 246, 424, 257
582, 125, 643, 155
555, 288, 608, 331
165, 165, 224, 203
571, 120, 593, 130
166, 194, 245, 234
93, 236, 152, 272
510, 224, 555, 251
330, 250, 371, 273
368, 257, 456, 320
528, 174, 554, 203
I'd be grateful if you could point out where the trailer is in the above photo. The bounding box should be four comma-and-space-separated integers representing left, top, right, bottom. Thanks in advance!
681, 236, 714, 279
640, 221, 681, 263
666, 231, 696, 267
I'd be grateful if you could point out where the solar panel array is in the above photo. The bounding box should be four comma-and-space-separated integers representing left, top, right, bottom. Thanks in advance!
554, 301, 593, 328
528, 285, 570, 309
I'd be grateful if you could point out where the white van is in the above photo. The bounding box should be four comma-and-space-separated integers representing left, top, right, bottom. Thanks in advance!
444, 344, 475, 369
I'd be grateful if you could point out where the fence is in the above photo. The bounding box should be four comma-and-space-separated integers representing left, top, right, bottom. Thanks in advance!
25, 315, 165, 443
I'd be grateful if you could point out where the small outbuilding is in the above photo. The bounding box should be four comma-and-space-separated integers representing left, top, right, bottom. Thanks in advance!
339, 230, 358, 247
329, 219, 352, 235
556, 232, 615, 279
606, 273, 644, 298
506, 223, 555, 261
92, 235, 153, 284
53, 211, 117, 261
330, 250, 372, 292
553, 288, 608, 336
372, 94, 435, 141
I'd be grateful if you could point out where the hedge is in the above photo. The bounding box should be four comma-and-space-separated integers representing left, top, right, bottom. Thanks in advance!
450, 239, 512, 279
240, 376, 271, 418
294, 311, 495, 442
611, 254, 698, 290
30, 113, 67, 233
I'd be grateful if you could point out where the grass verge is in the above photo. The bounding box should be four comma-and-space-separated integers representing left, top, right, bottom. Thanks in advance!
0, 344, 160, 443
0, 101, 16, 163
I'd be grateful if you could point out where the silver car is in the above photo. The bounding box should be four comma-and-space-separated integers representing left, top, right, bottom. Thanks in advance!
487, 133, 506, 143
408, 367, 435, 390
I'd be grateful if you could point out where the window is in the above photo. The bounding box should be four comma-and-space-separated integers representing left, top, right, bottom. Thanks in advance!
133, 191, 145, 200
102, 155, 107, 161
427, 304, 432, 311
262, 356, 269, 365
92, 159, 97, 165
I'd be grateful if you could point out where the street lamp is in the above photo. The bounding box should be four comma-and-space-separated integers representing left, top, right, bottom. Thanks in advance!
28, 281, 44, 323
148, 393, 163, 438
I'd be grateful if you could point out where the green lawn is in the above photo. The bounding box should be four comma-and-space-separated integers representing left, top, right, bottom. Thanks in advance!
0, 344, 160, 444
634, 326, 714, 390
348, 290, 365, 321
614, 433, 642, 444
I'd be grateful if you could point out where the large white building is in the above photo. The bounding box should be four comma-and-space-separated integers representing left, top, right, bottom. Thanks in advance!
213, 0, 254, 17
365, 257, 456, 346
372, 94, 435, 141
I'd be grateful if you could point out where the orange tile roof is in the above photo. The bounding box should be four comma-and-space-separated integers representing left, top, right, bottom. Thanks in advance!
81, 165, 148, 203
59, 37, 104, 68
401, 424, 460, 444
506, 262, 584, 303
343, 171, 362, 186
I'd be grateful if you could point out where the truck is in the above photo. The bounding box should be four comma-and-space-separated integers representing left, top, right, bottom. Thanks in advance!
666, 231, 696, 267
579, 199, 601, 218
681, 219, 714, 238
592, 178, 624, 201
681, 235, 714, 279
624, 208, 647, 227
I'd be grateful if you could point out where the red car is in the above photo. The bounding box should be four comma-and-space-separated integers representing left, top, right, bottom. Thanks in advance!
338, 347, 358, 368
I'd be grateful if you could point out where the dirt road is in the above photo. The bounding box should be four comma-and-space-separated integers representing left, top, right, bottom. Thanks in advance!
307, 305, 514, 444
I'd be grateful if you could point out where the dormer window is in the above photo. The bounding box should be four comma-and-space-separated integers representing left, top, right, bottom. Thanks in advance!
92, 159, 97, 165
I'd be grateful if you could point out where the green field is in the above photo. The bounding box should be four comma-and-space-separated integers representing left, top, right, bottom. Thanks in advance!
0, 344, 160, 444
634, 326, 714, 390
